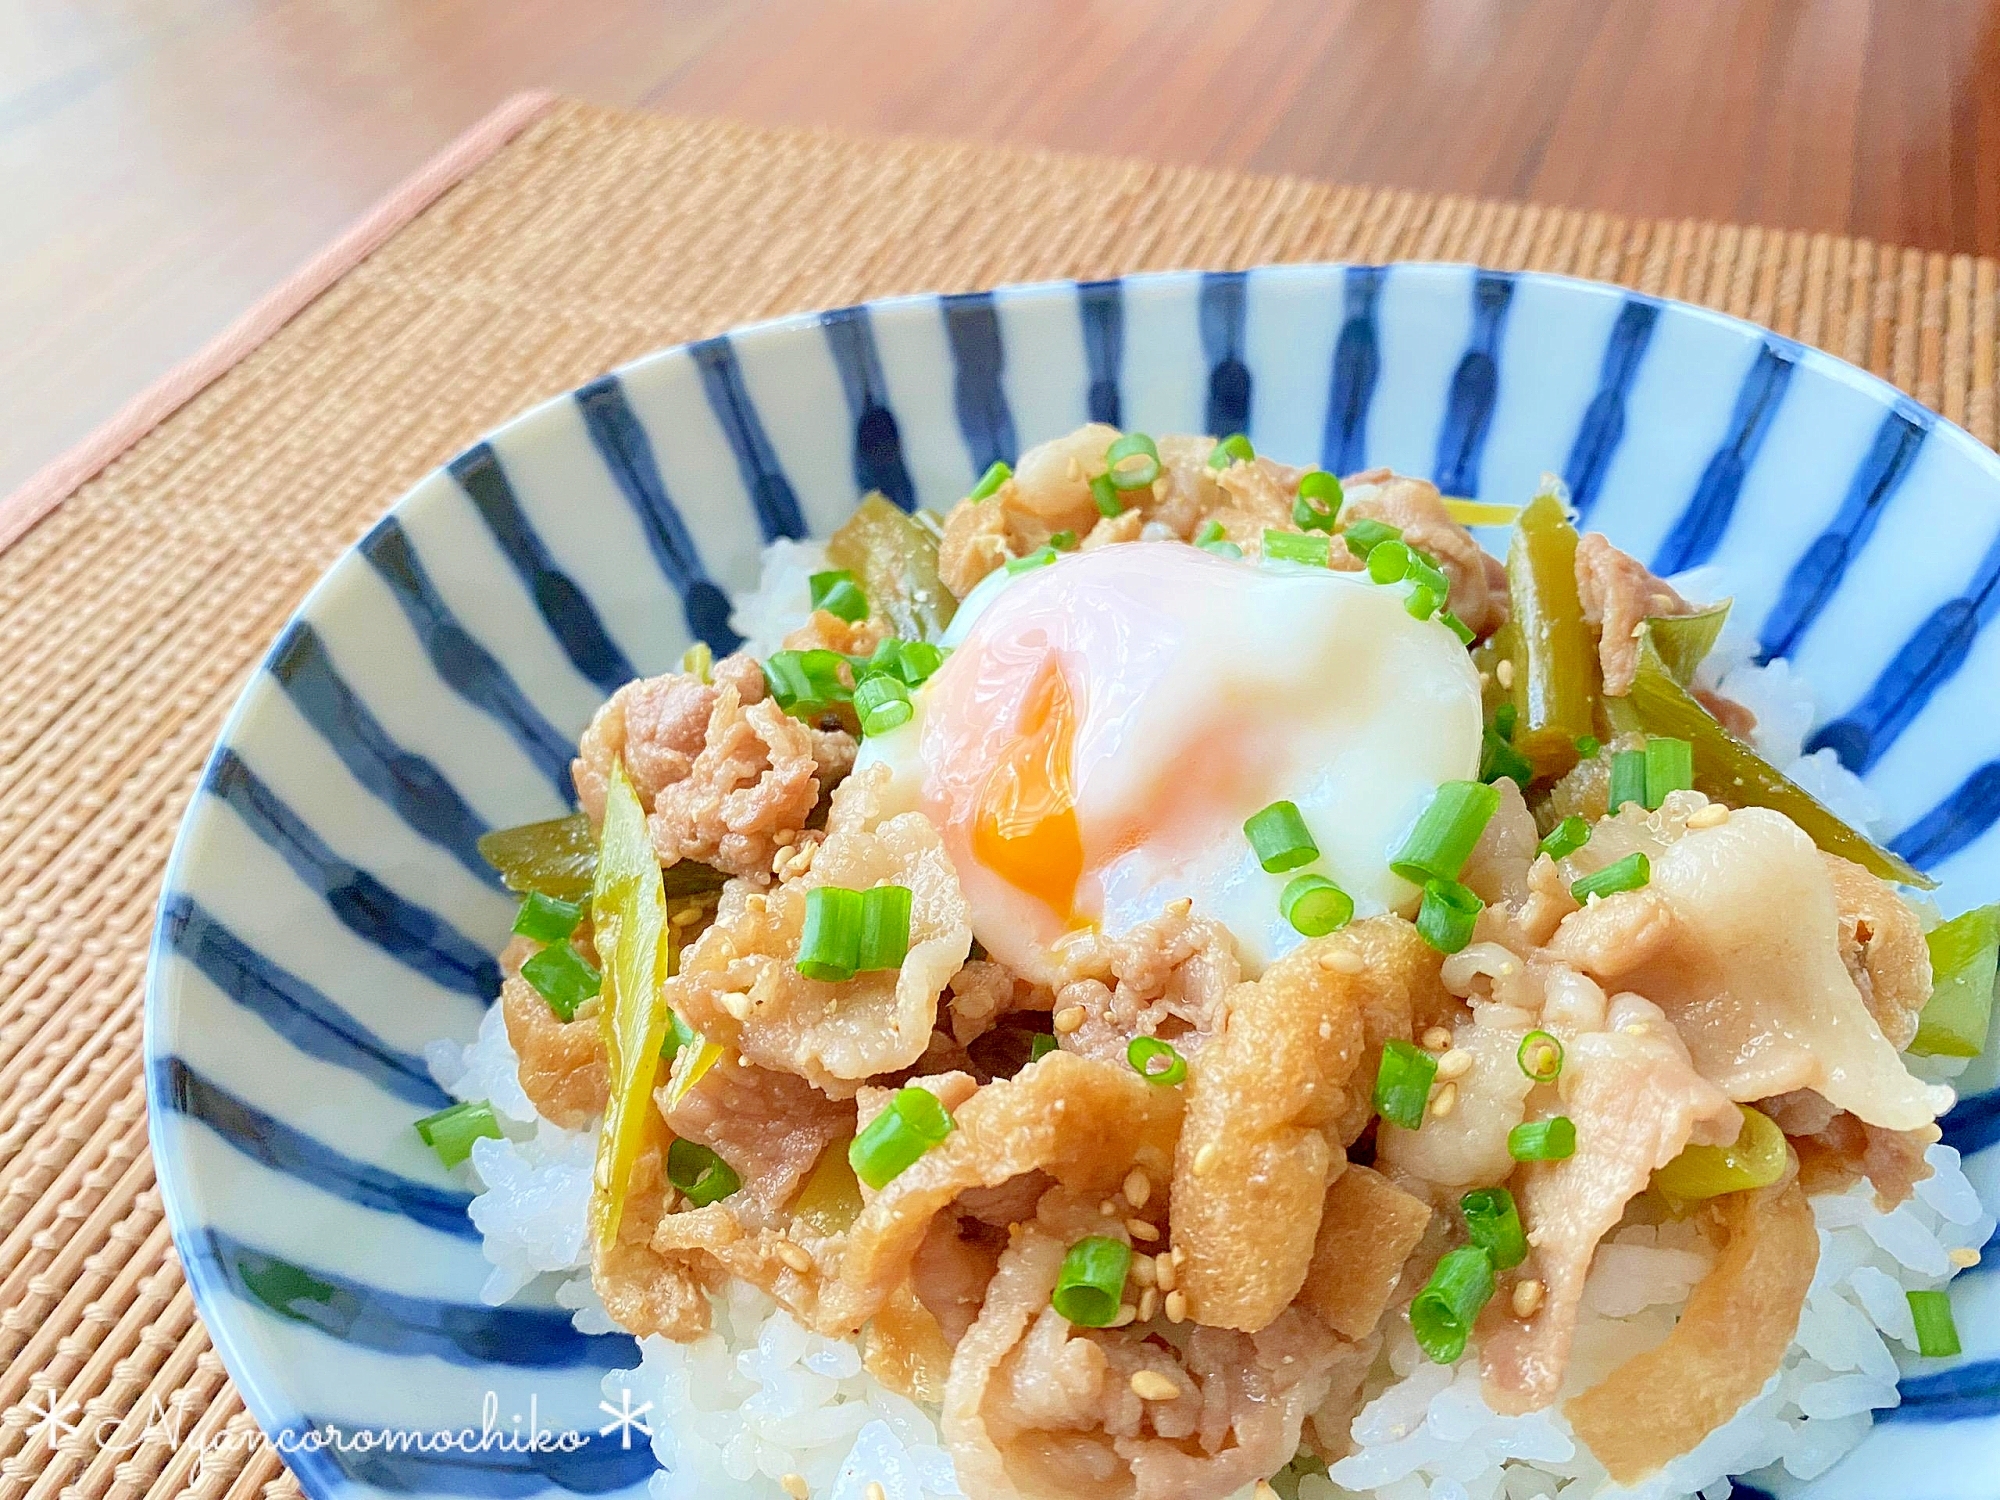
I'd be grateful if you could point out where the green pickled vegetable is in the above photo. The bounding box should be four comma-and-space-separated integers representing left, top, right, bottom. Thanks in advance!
1653, 1105, 1787, 1200
1911, 904, 2000, 1058
1503, 493, 1598, 778
479, 812, 598, 901
589, 763, 677, 1249
1646, 601, 1733, 686
1621, 626, 1933, 888
826, 491, 957, 642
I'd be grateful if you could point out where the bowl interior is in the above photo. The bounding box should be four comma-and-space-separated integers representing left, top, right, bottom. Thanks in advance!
147, 263, 2000, 1500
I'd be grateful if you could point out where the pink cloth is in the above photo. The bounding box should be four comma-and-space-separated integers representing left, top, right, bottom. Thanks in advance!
0, 90, 560, 556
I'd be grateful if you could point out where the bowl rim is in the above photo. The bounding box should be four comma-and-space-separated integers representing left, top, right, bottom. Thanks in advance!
141, 258, 2000, 1490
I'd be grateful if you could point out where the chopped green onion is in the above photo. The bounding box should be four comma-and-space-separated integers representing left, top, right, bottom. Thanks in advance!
1029, 1032, 1059, 1061
1367, 538, 1414, 584
1294, 471, 1343, 531
1508, 1116, 1577, 1161
1341, 518, 1403, 558
659, 1006, 699, 1062
797, 886, 864, 981
809, 569, 869, 623
1608, 747, 1648, 812
1263, 529, 1333, 567
857, 884, 913, 972
1517, 1029, 1564, 1083
1574, 734, 1602, 758
667, 1138, 741, 1207
1207, 433, 1255, 469
1417, 878, 1484, 954
1105, 432, 1162, 490
521, 941, 602, 1021
1571, 851, 1651, 902
854, 673, 913, 736
1908, 1289, 1962, 1357
764, 648, 853, 720
968, 460, 1012, 502
1006, 546, 1060, 575
1373, 1039, 1439, 1131
1441, 610, 1477, 646
1391, 781, 1501, 885
1195, 520, 1226, 545
1411, 1246, 1496, 1363
1244, 800, 1320, 873
1644, 736, 1694, 808
1460, 1187, 1528, 1269
1091, 473, 1124, 517
1537, 816, 1590, 861
1479, 728, 1534, 788
513, 891, 583, 945
415, 1100, 503, 1169
1406, 582, 1444, 620
1407, 550, 1450, 598
848, 1085, 956, 1188
1282, 874, 1354, 937
1049, 529, 1079, 551
1494, 702, 1518, 740
1127, 1035, 1188, 1086
1911, 903, 2000, 1058
1052, 1235, 1132, 1326
856, 637, 946, 689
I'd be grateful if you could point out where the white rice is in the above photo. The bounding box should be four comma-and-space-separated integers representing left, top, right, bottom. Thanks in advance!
729, 536, 831, 659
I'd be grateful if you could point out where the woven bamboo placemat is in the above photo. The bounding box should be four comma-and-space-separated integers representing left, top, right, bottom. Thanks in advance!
2, 94, 1997, 1499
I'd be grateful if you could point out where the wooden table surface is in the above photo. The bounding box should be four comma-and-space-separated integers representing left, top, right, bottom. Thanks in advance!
5, 0, 1997, 501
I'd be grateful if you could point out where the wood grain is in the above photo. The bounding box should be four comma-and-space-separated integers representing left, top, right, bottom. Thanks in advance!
3, 0, 1996, 500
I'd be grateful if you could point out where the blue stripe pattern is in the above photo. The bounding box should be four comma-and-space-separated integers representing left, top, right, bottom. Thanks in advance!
1808, 526, 2000, 774
1564, 297, 1659, 521
939, 292, 1017, 472
1433, 272, 1515, 496
159, 1057, 477, 1237
688, 336, 807, 540
1652, 341, 1798, 574
268, 621, 501, 892
574, 375, 741, 652
819, 306, 916, 510
1077, 280, 1124, 428
161, 893, 450, 1107
1941, 1089, 2000, 1157
1199, 270, 1251, 440
1321, 265, 1384, 475
206, 749, 501, 1001
1896, 762, 2000, 869
448, 444, 637, 694
1759, 403, 1932, 661
359, 516, 576, 797
1884, 1359, 2000, 1423
194, 1228, 638, 1369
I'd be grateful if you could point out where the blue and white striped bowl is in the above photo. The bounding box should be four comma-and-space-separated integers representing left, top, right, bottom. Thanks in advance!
146, 265, 2000, 1500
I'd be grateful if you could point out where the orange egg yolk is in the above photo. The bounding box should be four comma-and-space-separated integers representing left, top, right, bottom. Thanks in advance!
971, 658, 1083, 919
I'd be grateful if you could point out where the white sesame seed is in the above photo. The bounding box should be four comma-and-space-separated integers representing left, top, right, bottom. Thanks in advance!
1138, 1286, 1160, 1322
1951, 1246, 1982, 1268
775, 1241, 813, 1273
1053, 1005, 1086, 1034
1686, 802, 1730, 829
1512, 1278, 1546, 1318
1255, 1483, 1281, 1500
1435, 1047, 1474, 1080
1496, 658, 1516, 689
1130, 1370, 1180, 1401
1429, 1082, 1458, 1118
1131, 1254, 1156, 1287
780, 1476, 810, 1500
1155, 1252, 1177, 1292
1319, 947, 1365, 974
1127, 1217, 1160, 1242
1193, 1143, 1219, 1176
1109, 1303, 1139, 1328
866, 1483, 887, 1500
1165, 1289, 1189, 1323
1124, 1169, 1152, 1209
1422, 1026, 1452, 1051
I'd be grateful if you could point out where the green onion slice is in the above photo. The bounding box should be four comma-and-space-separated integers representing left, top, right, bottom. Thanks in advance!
968, 460, 1012, 502
1908, 1288, 1962, 1358
1479, 727, 1534, 788
1367, 538, 1414, 584
1644, 735, 1695, 808
1608, 747, 1648, 812
1263, 529, 1333, 567
1494, 702, 1518, 740
764, 648, 853, 720
1244, 799, 1320, 872
1417, 878, 1483, 955
414, 1100, 503, 1169
513, 891, 583, 945
1281, 874, 1354, 937
857, 884, 913, 972
1052, 1235, 1133, 1326
667, 1138, 742, 1207
1911, 903, 2000, 1058
1517, 1029, 1564, 1084
1574, 734, 1602, 759
1341, 518, 1403, 558
1508, 1116, 1578, 1161
1206, 433, 1255, 469
1391, 781, 1501, 885
809, 569, 869, 623
797, 886, 864, 981
1092, 473, 1125, 517
1406, 582, 1445, 621
1460, 1186, 1529, 1270
1006, 546, 1060, 575
855, 637, 946, 689
854, 673, 914, 737
521, 941, 602, 1021
848, 1085, 955, 1189
1050, 529, 1079, 551
1373, 1039, 1439, 1131
1105, 433, 1162, 490
1571, 851, 1651, 902
1127, 1035, 1188, 1086
1293, 471, 1343, 531
1441, 610, 1477, 646
1411, 1246, 1497, 1364
1537, 815, 1590, 861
